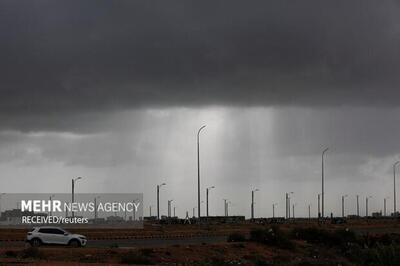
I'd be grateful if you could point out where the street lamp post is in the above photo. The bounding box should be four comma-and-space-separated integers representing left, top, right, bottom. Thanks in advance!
286, 192, 293, 219
384, 197, 389, 216
167, 199, 173, 217
317, 194, 321, 218
322, 148, 329, 218
49, 194, 55, 216
223, 199, 228, 217
0, 193, 6, 216
366, 196, 372, 217
206, 186, 215, 217
308, 204, 311, 219
71, 177, 82, 218
197, 125, 206, 219
292, 203, 296, 219
356, 195, 360, 217
251, 189, 259, 219
157, 183, 166, 220
272, 203, 278, 218
342, 194, 348, 218
193, 207, 196, 218
94, 196, 100, 220
394, 161, 399, 216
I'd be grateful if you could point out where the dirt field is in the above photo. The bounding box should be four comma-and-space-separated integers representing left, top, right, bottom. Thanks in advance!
0, 219, 399, 265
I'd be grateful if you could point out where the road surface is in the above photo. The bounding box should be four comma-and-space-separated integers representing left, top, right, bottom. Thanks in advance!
0, 235, 227, 248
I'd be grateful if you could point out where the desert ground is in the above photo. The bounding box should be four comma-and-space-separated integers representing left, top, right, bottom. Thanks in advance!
0, 219, 399, 265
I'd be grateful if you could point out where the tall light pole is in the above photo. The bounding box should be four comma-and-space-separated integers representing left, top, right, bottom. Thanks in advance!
149, 205, 152, 217
173, 206, 177, 217
167, 199, 173, 217
292, 203, 296, 219
321, 148, 329, 218
366, 196, 372, 217
197, 125, 206, 219
0, 193, 6, 215
94, 196, 100, 220
394, 161, 399, 215
286, 192, 293, 219
341, 195, 348, 218
251, 189, 259, 219
223, 199, 228, 217
132, 198, 139, 221
384, 197, 389, 216
317, 194, 321, 218
157, 183, 166, 220
71, 177, 82, 218
308, 204, 311, 219
272, 203, 278, 218
206, 186, 215, 217
49, 194, 55, 216
356, 195, 360, 217
192, 206, 197, 218
227, 201, 231, 216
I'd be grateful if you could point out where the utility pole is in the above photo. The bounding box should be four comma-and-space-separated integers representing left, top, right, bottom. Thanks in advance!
197, 125, 206, 219
157, 183, 166, 220
322, 148, 329, 218
206, 186, 215, 217
308, 204, 311, 220
272, 203, 277, 218
174, 206, 176, 217
149, 206, 152, 217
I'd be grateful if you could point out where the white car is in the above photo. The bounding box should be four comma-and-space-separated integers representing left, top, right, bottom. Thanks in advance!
26, 226, 87, 247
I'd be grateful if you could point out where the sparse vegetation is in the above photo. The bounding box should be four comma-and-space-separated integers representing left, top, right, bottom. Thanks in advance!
227, 232, 246, 242
4, 250, 17, 257
20, 247, 45, 259
250, 226, 294, 249
119, 250, 153, 264
291, 227, 356, 247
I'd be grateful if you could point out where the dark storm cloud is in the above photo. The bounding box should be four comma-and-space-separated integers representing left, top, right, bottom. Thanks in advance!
1, 0, 400, 120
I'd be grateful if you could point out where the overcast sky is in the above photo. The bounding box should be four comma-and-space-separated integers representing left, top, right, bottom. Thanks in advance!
1, 0, 400, 218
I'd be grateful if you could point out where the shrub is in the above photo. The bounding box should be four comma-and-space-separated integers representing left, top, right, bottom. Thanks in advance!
4, 250, 18, 257
355, 244, 400, 266
252, 255, 273, 266
227, 232, 246, 242
291, 227, 356, 247
20, 247, 45, 259
250, 226, 294, 249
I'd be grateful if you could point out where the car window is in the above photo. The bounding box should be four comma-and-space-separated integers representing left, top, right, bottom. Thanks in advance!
38, 228, 52, 234
52, 229, 65, 235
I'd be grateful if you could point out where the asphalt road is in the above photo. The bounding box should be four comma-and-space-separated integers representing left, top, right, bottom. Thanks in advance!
0, 235, 227, 248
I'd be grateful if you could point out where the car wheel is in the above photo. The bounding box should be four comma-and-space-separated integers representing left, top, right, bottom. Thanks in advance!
69, 239, 80, 247
31, 238, 41, 247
